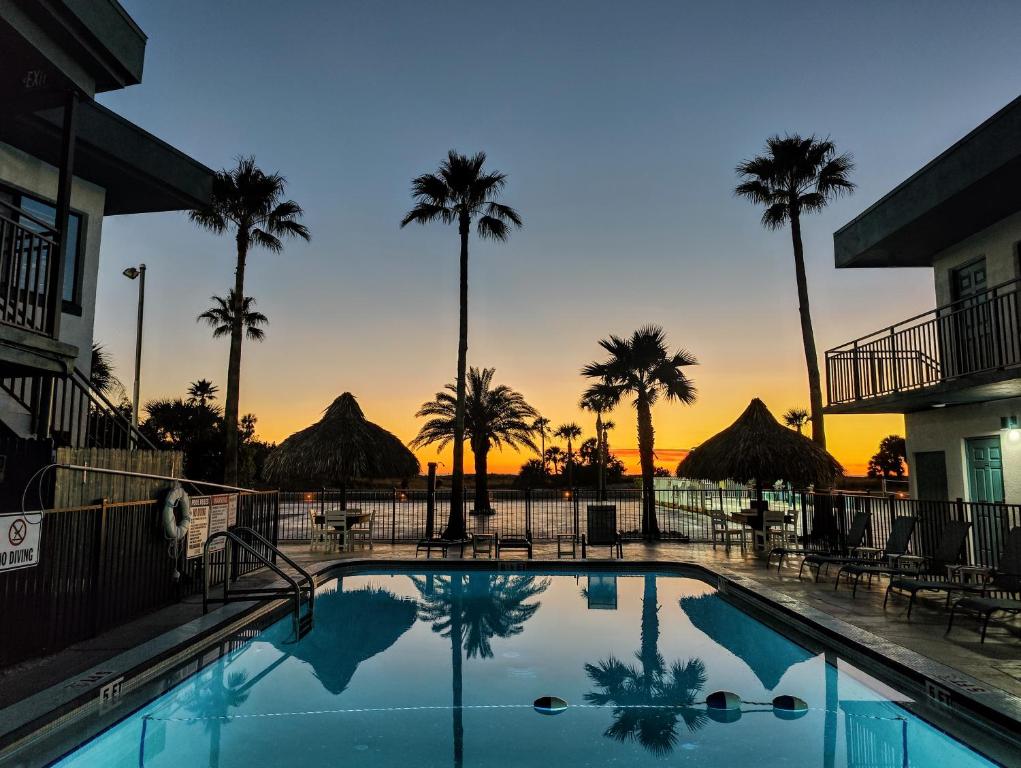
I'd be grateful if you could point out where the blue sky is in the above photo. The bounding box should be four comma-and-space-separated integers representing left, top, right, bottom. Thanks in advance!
95, 0, 1021, 471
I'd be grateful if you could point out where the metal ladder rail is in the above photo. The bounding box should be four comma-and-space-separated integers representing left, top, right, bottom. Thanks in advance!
201, 531, 312, 638
230, 526, 316, 624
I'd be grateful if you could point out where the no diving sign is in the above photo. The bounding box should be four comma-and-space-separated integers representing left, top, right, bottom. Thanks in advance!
0, 513, 41, 571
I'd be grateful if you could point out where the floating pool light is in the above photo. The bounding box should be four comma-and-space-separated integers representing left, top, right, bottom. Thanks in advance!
533, 696, 568, 715
772, 695, 809, 720
705, 691, 741, 711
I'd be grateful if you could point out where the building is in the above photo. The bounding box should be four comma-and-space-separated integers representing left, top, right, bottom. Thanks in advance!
828, 95, 1021, 505
0, 0, 212, 449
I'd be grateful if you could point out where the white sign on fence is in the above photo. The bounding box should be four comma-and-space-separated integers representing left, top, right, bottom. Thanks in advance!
0, 513, 42, 571
186, 496, 210, 559
227, 494, 238, 527
208, 494, 231, 553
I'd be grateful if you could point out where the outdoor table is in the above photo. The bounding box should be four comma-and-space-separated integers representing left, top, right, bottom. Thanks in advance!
324, 509, 371, 552
556, 533, 578, 558
471, 533, 496, 559
733, 510, 763, 550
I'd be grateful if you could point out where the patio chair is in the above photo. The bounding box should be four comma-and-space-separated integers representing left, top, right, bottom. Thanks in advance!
711, 510, 747, 551
769, 511, 869, 573
755, 509, 796, 552
582, 505, 623, 559
496, 530, 533, 559
309, 508, 328, 551
349, 509, 373, 550
841, 519, 971, 597
415, 537, 466, 558
800, 515, 916, 582
322, 509, 350, 552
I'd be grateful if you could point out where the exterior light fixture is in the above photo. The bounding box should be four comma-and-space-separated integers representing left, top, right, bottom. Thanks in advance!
122, 264, 146, 434
1001, 416, 1021, 442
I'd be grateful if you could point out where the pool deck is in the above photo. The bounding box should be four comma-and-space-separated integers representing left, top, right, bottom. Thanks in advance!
2, 541, 1019, 712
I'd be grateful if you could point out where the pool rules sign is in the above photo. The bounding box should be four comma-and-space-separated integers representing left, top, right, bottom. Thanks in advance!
0, 514, 41, 571
185, 494, 239, 559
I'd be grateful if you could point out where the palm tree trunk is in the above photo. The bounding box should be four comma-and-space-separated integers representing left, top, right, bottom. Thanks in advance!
595, 412, 605, 500
445, 219, 470, 539
223, 233, 248, 485
636, 397, 659, 539
640, 575, 660, 685
451, 576, 465, 768
566, 438, 574, 488
790, 210, 826, 448
540, 431, 546, 475
473, 441, 490, 513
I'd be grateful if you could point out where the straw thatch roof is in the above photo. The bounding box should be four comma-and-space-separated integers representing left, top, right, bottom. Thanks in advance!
676, 399, 842, 487
264, 393, 420, 486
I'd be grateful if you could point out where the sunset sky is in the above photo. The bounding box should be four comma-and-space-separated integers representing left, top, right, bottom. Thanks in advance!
93, 1, 1021, 476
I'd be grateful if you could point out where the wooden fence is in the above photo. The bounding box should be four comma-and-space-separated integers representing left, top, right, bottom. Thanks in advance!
52, 447, 184, 507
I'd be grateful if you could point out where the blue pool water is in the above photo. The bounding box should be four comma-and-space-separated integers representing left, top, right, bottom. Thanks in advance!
54, 571, 996, 767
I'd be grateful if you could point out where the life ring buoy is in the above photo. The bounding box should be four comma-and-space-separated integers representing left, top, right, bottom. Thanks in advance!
162, 484, 192, 540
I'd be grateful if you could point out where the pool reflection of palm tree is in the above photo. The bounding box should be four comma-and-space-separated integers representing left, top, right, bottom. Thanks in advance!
585, 576, 708, 756
413, 574, 550, 768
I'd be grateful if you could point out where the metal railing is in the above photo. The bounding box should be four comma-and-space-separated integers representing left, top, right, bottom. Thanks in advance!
826, 278, 1021, 405
0, 199, 59, 335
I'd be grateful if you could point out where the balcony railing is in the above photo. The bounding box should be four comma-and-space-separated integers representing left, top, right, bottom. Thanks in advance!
826, 278, 1021, 405
0, 199, 59, 336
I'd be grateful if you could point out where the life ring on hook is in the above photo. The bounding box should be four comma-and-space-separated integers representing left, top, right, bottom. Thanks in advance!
162, 484, 192, 540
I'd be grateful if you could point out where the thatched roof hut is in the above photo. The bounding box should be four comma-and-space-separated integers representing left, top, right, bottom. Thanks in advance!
676, 399, 842, 488
264, 393, 420, 487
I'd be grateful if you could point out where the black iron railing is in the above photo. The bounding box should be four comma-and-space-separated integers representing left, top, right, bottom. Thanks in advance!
0, 199, 59, 336
826, 278, 1021, 405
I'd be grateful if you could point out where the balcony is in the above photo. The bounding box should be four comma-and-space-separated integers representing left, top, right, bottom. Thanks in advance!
825, 278, 1021, 413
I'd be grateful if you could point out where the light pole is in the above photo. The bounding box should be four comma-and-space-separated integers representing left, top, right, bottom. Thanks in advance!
122, 264, 146, 434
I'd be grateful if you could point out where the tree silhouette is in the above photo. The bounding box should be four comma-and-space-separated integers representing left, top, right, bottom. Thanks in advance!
554, 422, 582, 487
581, 380, 620, 499
197, 292, 269, 342
532, 416, 552, 474
782, 407, 809, 435
401, 151, 522, 539
187, 378, 220, 407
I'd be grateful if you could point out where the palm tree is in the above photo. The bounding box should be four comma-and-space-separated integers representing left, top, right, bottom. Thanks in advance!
197, 291, 269, 342
782, 406, 809, 435
89, 342, 124, 401
532, 416, 552, 474
401, 151, 522, 539
735, 136, 855, 448
411, 367, 537, 515
554, 422, 582, 488
545, 445, 564, 475
581, 381, 620, 500
585, 576, 708, 756
190, 156, 310, 484
583, 326, 697, 539
187, 379, 220, 407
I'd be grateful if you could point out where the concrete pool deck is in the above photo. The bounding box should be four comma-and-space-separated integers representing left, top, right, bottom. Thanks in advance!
2, 541, 1019, 713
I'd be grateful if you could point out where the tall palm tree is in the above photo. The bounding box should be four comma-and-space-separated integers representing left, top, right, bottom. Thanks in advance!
190, 156, 310, 484
401, 151, 522, 538
197, 291, 269, 342
735, 136, 855, 448
581, 381, 620, 500
545, 445, 564, 475
782, 406, 809, 435
532, 416, 552, 474
411, 367, 537, 515
583, 326, 697, 539
187, 379, 220, 407
585, 576, 707, 756
554, 422, 582, 488
89, 342, 124, 401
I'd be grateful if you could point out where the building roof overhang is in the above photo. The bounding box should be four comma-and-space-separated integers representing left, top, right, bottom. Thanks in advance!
834, 94, 1021, 269
0, 98, 213, 215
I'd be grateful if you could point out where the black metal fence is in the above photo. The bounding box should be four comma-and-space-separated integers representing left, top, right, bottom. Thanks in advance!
0, 491, 278, 668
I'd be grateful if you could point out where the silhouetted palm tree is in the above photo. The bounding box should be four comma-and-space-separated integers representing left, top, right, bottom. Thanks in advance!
583, 326, 697, 538
532, 416, 551, 474
581, 380, 620, 500
585, 576, 707, 756
187, 379, 220, 407
190, 156, 310, 484
554, 422, 582, 488
782, 407, 809, 435
89, 342, 124, 400
412, 367, 537, 514
735, 136, 855, 448
197, 291, 269, 342
401, 151, 522, 539
545, 445, 564, 475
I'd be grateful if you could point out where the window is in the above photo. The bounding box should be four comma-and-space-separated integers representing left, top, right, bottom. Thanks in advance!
17, 194, 85, 313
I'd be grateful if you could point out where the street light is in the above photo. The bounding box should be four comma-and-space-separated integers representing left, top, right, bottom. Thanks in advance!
122, 264, 146, 434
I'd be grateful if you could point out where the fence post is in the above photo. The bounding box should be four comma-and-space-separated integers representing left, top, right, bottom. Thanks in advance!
91, 498, 109, 636
955, 497, 965, 522
525, 488, 532, 536
271, 492, 280, 564
391, 487, 397, 545
425, 462, 437, 539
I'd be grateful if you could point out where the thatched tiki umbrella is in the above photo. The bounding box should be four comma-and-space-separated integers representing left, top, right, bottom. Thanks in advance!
265, 393, 420, 503
676, 399, 842, 542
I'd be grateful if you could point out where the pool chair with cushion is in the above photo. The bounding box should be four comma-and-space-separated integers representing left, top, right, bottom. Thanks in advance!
582, 504, 623, 559
496, 530, 533, 559
415, 537, 466, 558
769, 511, 870, 573
943, 528, 1021, 641
841, 519, 971, 597
887, 527, 1021, 620
800, 515, 916, 583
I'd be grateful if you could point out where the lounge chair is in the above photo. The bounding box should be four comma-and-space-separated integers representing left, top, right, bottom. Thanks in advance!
888, 528, 1021, 621
415, 537, 466, 558
582, 504, 623, 559
945, 528, 1021, 641
841, 519, 971, 597
770, 511, 869, 573
799, 515, 916, 582
496, 530, 532, 559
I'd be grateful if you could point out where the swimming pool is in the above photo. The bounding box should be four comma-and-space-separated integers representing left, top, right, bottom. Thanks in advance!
45, 570, 1002, 766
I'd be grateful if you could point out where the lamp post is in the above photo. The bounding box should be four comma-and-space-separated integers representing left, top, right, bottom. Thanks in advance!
122, 264, 146, 434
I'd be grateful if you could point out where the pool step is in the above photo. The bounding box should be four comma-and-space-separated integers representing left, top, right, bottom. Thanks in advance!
296, 609, 314, 639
